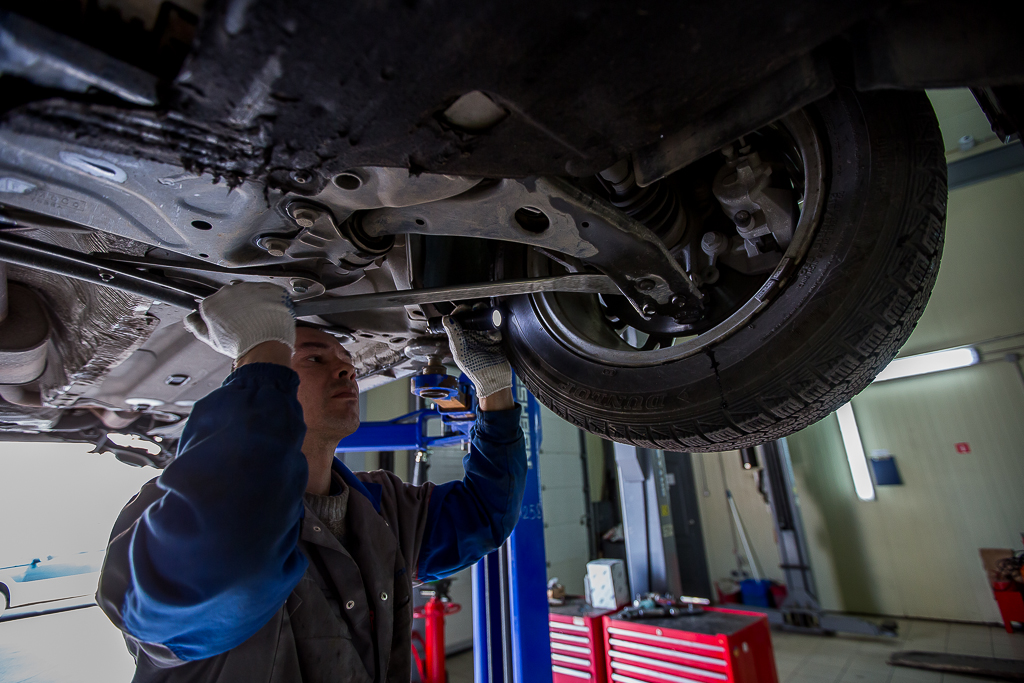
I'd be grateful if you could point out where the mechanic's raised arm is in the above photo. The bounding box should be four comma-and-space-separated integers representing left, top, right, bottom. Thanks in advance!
98, 283, 308, 663
414, 316, 528, 581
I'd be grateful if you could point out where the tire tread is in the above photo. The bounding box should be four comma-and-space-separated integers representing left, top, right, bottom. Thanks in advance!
513, 91, 947, 451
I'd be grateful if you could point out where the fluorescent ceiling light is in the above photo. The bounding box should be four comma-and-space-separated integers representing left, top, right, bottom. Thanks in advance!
873, 347, 980, 383
836, 402, 875, 501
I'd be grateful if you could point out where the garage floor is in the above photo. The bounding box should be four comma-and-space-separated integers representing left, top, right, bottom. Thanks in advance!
445, 619, 1023, 683
772, 619, 1023, 682
1, 607, 1020, 682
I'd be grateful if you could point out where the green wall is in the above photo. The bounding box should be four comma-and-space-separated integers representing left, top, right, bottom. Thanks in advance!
900, 171, 1024, 356
698, 145, 1024, 622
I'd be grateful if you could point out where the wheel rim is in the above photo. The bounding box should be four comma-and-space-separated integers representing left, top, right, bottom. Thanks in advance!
527, 110, 826, 368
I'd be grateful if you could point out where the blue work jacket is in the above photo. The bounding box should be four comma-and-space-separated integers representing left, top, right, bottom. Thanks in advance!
97, 363, 526, 682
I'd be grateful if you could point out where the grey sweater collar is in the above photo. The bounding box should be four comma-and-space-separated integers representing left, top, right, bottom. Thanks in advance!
303, 471, 349, 539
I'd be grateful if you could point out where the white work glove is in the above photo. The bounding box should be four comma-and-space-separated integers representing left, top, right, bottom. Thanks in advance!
184, 282, 296, 359
442, 314, 512, 398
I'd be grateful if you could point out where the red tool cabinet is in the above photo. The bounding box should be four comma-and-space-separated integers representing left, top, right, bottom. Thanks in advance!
549, 600, 618, 682
602, 607, 778, 683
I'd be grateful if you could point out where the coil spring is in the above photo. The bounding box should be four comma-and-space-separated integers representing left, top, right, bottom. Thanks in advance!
598, 163, 684, 244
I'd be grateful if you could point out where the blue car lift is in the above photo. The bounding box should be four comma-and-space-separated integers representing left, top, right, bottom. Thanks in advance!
336, 372, 553, 683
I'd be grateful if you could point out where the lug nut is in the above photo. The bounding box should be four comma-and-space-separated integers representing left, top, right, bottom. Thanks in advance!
641, 303, 656, 317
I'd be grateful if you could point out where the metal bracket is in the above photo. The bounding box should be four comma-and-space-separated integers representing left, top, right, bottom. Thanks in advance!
712, 147, 795, 250
334, 407, 474, 453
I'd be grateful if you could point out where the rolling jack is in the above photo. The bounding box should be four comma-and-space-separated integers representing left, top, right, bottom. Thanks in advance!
411, 579, 462, 683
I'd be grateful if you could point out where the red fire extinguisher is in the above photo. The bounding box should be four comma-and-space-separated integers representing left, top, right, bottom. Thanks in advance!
412, 580, 461, 683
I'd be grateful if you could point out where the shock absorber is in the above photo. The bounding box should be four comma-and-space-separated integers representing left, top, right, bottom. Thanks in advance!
598, 159, 687, 248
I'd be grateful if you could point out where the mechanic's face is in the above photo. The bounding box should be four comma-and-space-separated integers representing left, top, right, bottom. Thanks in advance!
291, 327, 360, 441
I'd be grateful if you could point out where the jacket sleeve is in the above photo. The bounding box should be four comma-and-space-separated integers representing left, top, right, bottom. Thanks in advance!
414, 405, 527, 581
96, 363, 310, 663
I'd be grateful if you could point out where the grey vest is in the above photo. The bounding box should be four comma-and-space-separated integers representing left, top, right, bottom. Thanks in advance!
98, 471, 434, 683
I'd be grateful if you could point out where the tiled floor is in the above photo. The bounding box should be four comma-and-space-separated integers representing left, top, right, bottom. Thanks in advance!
768, 619, 1022, 683
446, 619, 1023, 682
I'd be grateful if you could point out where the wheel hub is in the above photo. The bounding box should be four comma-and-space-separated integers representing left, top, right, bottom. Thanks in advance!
529, 109, 826, 366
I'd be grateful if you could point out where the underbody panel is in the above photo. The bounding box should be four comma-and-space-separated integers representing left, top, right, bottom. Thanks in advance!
0, 0, 1018, 461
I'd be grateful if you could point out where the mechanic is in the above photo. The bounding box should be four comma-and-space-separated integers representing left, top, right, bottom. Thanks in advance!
96, 282, 527, 682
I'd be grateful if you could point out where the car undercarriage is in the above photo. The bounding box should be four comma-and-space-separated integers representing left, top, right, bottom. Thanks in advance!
0, 0, 1020, 463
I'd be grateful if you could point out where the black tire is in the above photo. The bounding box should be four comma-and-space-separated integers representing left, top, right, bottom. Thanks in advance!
505, 87, 946, 451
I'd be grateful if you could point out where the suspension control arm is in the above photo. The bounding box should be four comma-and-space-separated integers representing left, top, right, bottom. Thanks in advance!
360, 176, 703, 319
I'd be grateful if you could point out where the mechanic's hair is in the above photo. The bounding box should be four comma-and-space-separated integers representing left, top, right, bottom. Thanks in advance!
230, 322, 329, 370
294, 322, 353, 353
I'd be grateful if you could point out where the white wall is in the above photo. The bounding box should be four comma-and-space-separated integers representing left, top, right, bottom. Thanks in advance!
536, 404, 591, 596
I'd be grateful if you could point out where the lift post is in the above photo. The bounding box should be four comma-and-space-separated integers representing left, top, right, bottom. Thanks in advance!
613, 443, 683, 598
473, 378, 552, 683
612, 439, 896, 638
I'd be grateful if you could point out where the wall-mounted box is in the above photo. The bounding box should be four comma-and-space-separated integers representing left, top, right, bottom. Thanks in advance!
870, 450, 903, 486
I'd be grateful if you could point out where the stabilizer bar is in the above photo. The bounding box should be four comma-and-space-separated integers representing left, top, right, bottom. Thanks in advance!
0, 232, 620, 315
291, 274, 619, 317
0, 231, 205, 309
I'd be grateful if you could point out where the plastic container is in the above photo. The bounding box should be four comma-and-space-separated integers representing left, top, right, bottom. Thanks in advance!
715, 579, 742, 604
769, 583, 788, 608
740, 579, 772, 607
